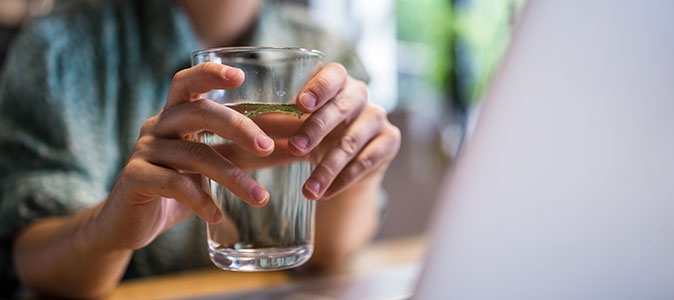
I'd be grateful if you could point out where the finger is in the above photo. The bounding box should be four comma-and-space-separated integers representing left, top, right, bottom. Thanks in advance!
166, 62, 244, 108
295, 63, 348, 112
137, 137, 270, 207
153, 99, 274, 156
124, 159, 222, 223
212, 139, 306, 171
300, 108, 385, 200
319, 125, 401, 199
289, 78, 368, 155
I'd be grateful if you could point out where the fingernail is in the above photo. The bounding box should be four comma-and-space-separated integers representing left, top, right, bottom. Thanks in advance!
290, 135, 309, 151
305, 179, 321, 197
223, 68, 243, 80
256, 134, 274, 151
251, 185, 269, 204
300, 93, 316, 110
211, 209, 222, 223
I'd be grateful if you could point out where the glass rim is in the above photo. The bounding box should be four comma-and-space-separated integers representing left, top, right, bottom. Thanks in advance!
192, 46, 325, 59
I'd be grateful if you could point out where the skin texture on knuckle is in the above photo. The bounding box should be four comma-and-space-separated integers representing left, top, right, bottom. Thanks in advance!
119, 159, 147, 192
357, 154, 375, 171
202, 102, 219, 129
186, 65, 207, 92
355, 80, 369, 105
166, 175, 195, 197
232, 113, 252, 133
339, 134, 358, 156
132, 135, 155, 158
347, 77, 368, 101
332, 94, 351, 115
200, 62, 224, 83
189, 64, 221, 100
221, 166, 251, 192
140, 134, 159, 147
356, 79, 368, 95
307, 115, 328, 134
310, 76, 333, 100
389, 124, 402, 150
317, 163, 338, 180
171, 69, 188, 86
139, 116, 159, 136
155, 100, 197, 128
382, 123, 402, 157
230, 115, 263, 148
168, 99, 214, 134
369, 105, 388, 124
296, 116, 327, 147
176, 74, 195, 100
186, 142, 212, 162
123, 159, 145, 178
347, 89, 369, 124
199, 62, 220, 73
189, 98, 214, 114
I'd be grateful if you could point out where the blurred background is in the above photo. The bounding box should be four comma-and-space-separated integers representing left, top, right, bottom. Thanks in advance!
0, 0, 524, 241
294, 0, 527, 240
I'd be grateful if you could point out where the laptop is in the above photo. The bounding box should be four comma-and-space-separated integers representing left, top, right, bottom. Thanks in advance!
184, 0, 674, 299
415, 0, 674, 299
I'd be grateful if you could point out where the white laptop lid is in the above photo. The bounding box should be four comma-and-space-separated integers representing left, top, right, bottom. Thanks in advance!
415, 0, 674, 299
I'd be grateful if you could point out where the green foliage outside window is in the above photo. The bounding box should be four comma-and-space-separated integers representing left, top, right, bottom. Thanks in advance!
397, 0, 526, 107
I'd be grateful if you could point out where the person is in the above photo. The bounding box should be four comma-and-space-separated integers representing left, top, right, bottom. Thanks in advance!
0, 0, 401, 298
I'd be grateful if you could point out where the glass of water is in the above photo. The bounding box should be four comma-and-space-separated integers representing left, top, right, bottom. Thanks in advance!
192, 47, 324, 271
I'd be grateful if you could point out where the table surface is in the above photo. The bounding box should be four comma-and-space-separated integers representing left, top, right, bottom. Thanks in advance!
106, 235, 428, 300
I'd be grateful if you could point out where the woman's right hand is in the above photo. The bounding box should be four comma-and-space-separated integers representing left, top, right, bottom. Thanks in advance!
96, 62, 274, 250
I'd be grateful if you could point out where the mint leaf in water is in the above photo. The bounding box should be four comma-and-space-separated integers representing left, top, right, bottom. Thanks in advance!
232, 103, 304, 118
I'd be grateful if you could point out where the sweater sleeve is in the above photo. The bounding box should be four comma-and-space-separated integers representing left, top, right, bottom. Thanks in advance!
0, 15, 114, 294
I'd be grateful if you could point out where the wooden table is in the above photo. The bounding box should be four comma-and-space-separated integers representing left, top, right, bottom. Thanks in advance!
107, 235, 428, 300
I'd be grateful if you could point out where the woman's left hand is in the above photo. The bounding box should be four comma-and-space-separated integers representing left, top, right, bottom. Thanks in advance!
289, 63, 401, 200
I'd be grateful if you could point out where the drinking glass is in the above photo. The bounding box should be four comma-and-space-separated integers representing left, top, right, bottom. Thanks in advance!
192, 47, 324, 271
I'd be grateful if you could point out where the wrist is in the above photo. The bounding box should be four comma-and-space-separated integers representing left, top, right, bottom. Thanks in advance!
75, 201, 130, 255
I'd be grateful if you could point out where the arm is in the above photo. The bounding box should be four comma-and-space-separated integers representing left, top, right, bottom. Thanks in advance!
13, 204, 132, 297
11, 63, 274, 298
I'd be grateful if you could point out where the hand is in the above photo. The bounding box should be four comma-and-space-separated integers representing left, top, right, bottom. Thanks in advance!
288, 63, 401, 200
98, 62, 273, 250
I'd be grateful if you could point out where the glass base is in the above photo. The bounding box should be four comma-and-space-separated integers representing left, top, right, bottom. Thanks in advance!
208, 245, 313, 271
